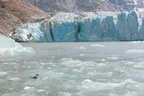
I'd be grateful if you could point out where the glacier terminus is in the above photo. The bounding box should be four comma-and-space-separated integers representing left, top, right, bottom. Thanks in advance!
11, 10, 144, 42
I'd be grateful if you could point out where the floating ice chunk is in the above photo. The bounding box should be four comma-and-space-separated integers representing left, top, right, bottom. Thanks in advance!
80, 80, 121, 92
96, 63, 106, 67
126, 49, 144, 54
8, 77, 20, 81
0, 36, 35, 58
24, 86, 35, 90
133, 65, 144, 69
0, 72, 7, 76
121, 79, 138, 85
61, 58, 82, 68
126, 61, 135, 65
37, 89, 45, 92
79, 46, 87, 50
82, 79, 93, 84
100, 59, 106, 62
60, 58, 95, 68
80, 79, 138, 92
107, 56, 119, 60
90, 44, 105, 47
130, 41, 144, 44
59, 92, 72, 96
124, 92, 137, 96
79, 54, 85, 57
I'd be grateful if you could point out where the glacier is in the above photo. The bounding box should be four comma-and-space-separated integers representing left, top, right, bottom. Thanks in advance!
0, 36, 35, 58
11, 11, 144, 42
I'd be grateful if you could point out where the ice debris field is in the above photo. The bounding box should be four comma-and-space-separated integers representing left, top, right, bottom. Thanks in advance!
11, 10, 144, 42
1, 42, 144, 96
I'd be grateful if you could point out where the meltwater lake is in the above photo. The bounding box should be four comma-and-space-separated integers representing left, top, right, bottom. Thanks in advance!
1, 42, 144, 96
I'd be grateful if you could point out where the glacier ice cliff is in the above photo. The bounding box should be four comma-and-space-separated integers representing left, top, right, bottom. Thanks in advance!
11, 11, 144, 42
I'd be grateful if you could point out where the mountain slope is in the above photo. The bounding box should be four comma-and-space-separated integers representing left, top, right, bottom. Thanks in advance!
0, 0, 47, 36
29, 0, 144, 12
29, 0, 120, 12
108, 0, 144, 10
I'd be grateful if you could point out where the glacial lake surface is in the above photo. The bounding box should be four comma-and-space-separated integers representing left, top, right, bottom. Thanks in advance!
1, 42, 144, 96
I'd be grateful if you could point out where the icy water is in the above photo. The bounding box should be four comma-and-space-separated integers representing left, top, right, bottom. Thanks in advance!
1, 42, 144, 96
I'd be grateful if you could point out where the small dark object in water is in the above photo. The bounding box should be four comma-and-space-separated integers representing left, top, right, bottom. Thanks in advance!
31, 74, 39, 80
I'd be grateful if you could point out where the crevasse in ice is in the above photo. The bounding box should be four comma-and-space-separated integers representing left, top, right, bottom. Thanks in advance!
11, 10, 144, 42
0, 36, 35, 58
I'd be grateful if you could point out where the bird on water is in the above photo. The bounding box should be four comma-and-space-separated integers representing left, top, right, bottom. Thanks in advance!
31, 74, 39, 80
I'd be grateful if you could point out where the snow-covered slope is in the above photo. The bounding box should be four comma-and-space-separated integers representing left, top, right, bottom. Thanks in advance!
11, 11, 144, 42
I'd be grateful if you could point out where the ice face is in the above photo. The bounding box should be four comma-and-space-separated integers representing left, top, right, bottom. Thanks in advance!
101, 16, 118, 41
127, 11, 139, 40
11, 23, 47, 42
42, 13, 80, 42
138, 18, 144, 40
0, 36, 35, 58
116, 12, 128, 40
11, 11, 144, 42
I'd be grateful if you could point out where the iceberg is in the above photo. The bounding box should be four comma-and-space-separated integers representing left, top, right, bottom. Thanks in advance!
11, 11, 144, 42
0, 36, 35, 58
